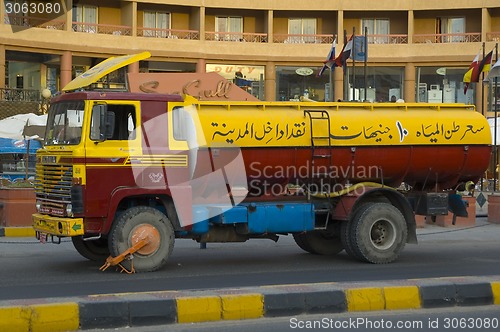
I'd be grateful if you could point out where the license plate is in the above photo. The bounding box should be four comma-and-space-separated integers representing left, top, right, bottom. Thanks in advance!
39, 232, 47, 244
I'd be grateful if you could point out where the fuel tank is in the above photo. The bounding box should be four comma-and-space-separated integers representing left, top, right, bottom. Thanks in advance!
182, 100, 491, 193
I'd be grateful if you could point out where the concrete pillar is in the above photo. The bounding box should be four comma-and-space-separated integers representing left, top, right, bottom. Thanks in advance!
196, 58, 206, 73
333, 68, 343, 101
267, 10, 273, 43
0, 44, 5, 89
128, 61, 139, 74
404, 63, 416, 102
482, 8, 491, 42
407, 10, 414, 44
60, 51, 72, 89
199, 6, 205, 41
265, 62, 275, 101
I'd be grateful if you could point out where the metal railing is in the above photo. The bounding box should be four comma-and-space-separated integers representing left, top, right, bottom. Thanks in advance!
3, 13, 493, 47
137, 27, 200, 40
0, 88, 41, 102
366, 34, 408, 44
273, 33, 334, 44
4, 14, 66, 30
72, 22, 132, 36
204, 31, 267, 42
487, 32, 500, 42
413, 32, 481, 44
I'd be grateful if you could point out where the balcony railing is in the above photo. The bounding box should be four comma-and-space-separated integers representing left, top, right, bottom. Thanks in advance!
273, 33, 334, 44
413, 32, 481, 44
367, 34, 408, 44
0, 88, 41, 102
205, 31, 268, 42
72, 22, 132, 36
4, 14, 65, 30
137, 27, 200, 40
487, 32, 500, 42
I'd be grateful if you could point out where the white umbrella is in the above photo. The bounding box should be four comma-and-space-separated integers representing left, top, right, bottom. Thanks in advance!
488, 117, 500, 145
487, 59, 500, 80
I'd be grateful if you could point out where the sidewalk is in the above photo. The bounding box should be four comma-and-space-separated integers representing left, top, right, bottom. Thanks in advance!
0, 274, 498, 331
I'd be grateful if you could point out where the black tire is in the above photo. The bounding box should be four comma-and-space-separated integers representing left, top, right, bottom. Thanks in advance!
341, 203, 371, 260
350, 202, 407, 264
72, 236, 110, 261
293, 232, 316, 254
293, 223, 343, 255
108, 206, 175, 272
340, 220, 357, 259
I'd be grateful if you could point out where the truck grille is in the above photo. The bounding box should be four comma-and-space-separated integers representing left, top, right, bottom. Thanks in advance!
34, 163, 73, 207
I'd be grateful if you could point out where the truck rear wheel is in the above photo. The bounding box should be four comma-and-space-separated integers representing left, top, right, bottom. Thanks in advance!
341, 203, 370, 260
349, 202, 407, 264
293, 223, 343, 255
108, 206, 175, 272
72, 236, 110, 261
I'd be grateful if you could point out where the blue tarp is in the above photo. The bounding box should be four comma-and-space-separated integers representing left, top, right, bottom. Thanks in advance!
0, 137, 42, 154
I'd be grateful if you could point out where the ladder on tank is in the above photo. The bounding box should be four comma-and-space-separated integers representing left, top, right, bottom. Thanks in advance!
303, 110, 333, 230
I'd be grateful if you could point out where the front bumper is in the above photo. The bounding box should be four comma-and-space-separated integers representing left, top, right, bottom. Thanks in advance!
32, 213, 84, 237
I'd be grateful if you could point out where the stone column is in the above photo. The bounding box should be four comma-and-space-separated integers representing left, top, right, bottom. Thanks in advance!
333, 68, 343, 101
128, 61, 139, 74
60, 51, 72, 89
0, 44, 5, 89
265, 62, 275, 101
196, 58, 206, 73
404, 63, 416, 102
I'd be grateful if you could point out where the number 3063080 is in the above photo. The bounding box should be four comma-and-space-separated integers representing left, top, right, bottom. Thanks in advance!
5, 1, 62, 15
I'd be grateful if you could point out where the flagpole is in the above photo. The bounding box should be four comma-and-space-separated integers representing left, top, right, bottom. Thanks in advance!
495, 42, 499, 191
343, 29, 348, 101
351, 27, 356, 101
481, 42, 485, 115
329, 34, 335, 101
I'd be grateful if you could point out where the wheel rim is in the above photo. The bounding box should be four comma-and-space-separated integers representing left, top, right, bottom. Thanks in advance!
130, 224, 161, 256
370, 219, 396, 250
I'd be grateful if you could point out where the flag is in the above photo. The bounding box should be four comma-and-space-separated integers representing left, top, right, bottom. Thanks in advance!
334, 35, 353, 68
463, 52, 480, 94
487, 58, 500, 81
317, 38, 336, 77
479, 50, 493, 74
352, 35, 368, 62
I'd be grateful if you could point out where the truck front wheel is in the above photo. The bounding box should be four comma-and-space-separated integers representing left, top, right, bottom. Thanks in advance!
349, 202, 407, 264
108, 206, 175, 272
72, 236, 110, 261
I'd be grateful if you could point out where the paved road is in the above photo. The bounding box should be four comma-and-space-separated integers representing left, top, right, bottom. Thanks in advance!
0, 218, 499, 301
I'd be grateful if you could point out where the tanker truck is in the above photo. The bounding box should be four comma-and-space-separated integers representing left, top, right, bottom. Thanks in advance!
32, 58, 492, 273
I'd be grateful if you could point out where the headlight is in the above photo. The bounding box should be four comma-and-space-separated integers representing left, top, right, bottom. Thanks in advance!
66, 203, 73, 217
35, 200, 41, 212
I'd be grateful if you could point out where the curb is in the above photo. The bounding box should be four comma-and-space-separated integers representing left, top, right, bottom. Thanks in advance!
0, 277, 499, 331
0, 227, 36, 238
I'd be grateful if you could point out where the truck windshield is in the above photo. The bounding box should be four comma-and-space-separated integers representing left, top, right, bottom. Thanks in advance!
45, 101, 85, 145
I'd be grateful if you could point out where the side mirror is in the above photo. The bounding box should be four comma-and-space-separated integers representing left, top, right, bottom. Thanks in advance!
91, 104, 115, 141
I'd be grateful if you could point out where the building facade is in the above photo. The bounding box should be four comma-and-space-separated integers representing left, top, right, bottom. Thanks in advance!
1, 0, 499, 113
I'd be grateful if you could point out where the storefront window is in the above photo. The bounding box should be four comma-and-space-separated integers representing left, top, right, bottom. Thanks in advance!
416, 66, 474, 104
345, 66, 404, 102
276, 66, 327, 101
206, 63, 265, 100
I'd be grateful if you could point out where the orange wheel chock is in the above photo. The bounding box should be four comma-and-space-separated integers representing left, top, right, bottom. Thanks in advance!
99, 224, 160, 273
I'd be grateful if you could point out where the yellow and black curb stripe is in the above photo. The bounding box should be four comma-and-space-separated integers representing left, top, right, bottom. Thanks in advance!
0, 278, 499, 331
0, 227, 36, 238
